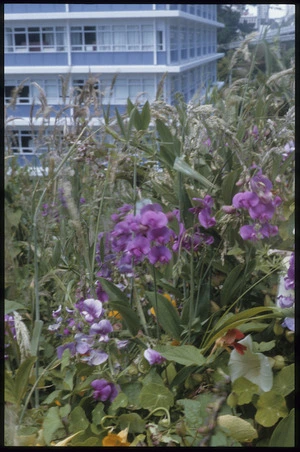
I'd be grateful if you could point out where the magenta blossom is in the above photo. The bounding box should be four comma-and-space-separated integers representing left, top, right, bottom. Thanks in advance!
91, 379, 119, 402
199, 208, 216, 229
144, 348, 166, 365
141, 210, 168, 230
126, 235, 151, 258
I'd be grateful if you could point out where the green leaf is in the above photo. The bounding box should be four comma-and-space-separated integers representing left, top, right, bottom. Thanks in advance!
30, 320, 44, 356
122, 382, 143, 410
173, 157, 215, 189
115, 108, 127, 139
156, 344, 206, 367
15, 356, 36, 404
269, 408, 295, 447
231, 377, 260, 405
222, 170, 240, 205
217, 414, 258, 443
108, 392, 128, 415
139, 383, 174, 411
51, 240, 61, 267
140, 101, 151, 130
42, 406, 64, 445
5, 299, 26, 314
272, 364, 294, 397
118, 413, 146, 433
146, 291, 182, 340
177, 398, 205, 429
255, 391, 288, 427
69, 406, 90, 433
220, 263, 244, 306
5, 371, 17, 404
91, 402, 105, 426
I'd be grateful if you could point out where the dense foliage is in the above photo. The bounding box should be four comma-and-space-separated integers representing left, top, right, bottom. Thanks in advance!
5, 39, 295, 447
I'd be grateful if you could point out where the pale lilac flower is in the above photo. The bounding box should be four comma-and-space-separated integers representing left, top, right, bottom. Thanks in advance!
90, 319, 113, 342
282, 317, 294, 332
57, 342, 76, 359
277, 295, 294, 308
91, 379, 119, 402
144, 348, 166, 365
81, 298, 104, 323
86, 349, 109, 366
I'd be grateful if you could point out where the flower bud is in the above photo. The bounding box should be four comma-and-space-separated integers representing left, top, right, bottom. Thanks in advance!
272, 355, 285, 370
285, 330, 294, 343
273, 321, 284, 336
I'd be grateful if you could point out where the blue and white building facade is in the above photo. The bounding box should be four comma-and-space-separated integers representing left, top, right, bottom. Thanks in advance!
5, 4, 224, 164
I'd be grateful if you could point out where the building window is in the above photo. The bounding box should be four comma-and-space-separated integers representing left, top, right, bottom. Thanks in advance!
170, 26, 178, 62
71, 24, 154, 52
71, 26, 97, 51
5, 26, 66, 52
5, 82, 30, 104
189, 27, 195, 58
180, 27, 188, 60
9, 130, 34, 154
156, 30, 164, 51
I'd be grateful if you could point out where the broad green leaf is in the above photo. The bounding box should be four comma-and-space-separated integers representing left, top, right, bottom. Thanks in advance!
30, 320, 44, 356
69, 406, 90, 433
176, 397, 207, 429
156, 344, 206, 367
42, 406, 64, 445
5, 299, 26, 314
139, 383, 174, 411
5, 371, 17, 404
217, 415, 258, 443
131, 107, 142, 131
118, 413, 146, 433
156, 118, 180, 156
108, 392, 128, 415
173, 157, 215, 189
255, 391, 288, 427
91, 402, 105, 426
146, 291, 182, 340
269, 408, 295, 447
272, 364, 294, 396
220, 262, 245, 306
15, 356, 36, 404
122, 382, 143, 410
231, 377, 259, 405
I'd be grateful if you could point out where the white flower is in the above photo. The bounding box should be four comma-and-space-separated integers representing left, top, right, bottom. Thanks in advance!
228, 335, 273, 392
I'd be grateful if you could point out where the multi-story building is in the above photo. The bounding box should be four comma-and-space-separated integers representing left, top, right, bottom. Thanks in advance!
4, 4, 224, 167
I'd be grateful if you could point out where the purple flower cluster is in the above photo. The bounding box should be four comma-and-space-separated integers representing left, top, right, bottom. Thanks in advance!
223, 169, 281, 241
48, 298, 116, 365
108, 203, 174, 271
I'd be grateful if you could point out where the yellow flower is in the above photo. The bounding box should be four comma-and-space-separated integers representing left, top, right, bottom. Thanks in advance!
150, 293, 177, 316
108, 310, 122, 320
102, 428, 130, 447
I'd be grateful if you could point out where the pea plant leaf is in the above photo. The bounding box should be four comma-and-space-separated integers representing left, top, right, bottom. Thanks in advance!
139, 383, 174, 411
254, 391, 288, 427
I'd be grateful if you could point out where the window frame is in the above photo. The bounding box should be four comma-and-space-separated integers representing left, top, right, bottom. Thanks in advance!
5, 26, 66, 52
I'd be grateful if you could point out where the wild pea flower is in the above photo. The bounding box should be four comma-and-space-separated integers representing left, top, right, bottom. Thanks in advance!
90, 319, 113, 342
144, 348, 166, 365
148, 246, 172, 265
227, 169, 281, 241
91, 379, 119, 402
282, 140, 295, 161
189, 195, 216, 229
80, 298, 104, 323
